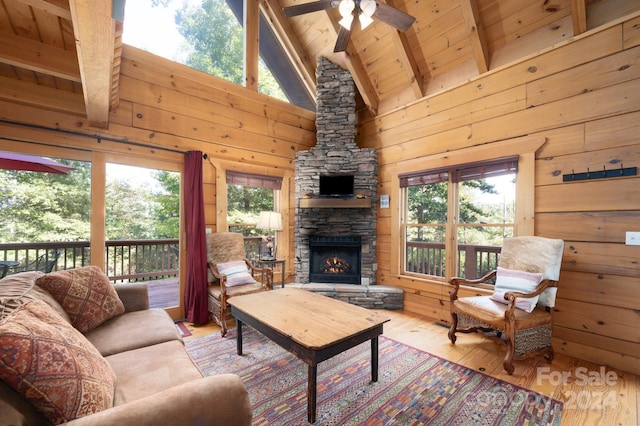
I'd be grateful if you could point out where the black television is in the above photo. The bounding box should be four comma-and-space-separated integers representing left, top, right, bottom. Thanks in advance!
319, 175, 354, 197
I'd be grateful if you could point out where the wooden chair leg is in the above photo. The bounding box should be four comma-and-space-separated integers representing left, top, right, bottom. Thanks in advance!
448, 312, 458, 344
219, 301, 228, 337
503, 324, 516, 375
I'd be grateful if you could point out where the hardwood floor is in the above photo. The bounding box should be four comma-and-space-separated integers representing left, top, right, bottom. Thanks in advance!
180, 309, 639, 426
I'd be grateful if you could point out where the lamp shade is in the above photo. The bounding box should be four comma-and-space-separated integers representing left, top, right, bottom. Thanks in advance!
256, 211, 282, 231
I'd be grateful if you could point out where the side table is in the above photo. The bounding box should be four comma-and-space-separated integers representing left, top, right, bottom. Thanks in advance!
257, 259, 286, 288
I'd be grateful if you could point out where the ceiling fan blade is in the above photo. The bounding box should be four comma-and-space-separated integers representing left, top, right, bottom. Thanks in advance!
374, 3, 416, 32
334, 25, 352, 52
283, 0, 338, 17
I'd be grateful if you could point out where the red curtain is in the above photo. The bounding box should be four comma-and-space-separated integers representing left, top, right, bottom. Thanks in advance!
184, 151, 208, 324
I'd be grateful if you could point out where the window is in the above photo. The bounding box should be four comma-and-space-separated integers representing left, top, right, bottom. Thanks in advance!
226, 171, 282, 236
400, 157, 518, 283
123, 0, 315, 110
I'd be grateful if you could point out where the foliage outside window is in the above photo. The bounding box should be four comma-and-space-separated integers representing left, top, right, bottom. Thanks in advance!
401, 157, 517, 284
226, 171, 281, 237
0, 159, 91, 243
144, 0, 287, 101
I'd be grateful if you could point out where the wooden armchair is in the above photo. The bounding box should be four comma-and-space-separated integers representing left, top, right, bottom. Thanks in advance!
206, 232, 273, 336
448, 236, 564, 375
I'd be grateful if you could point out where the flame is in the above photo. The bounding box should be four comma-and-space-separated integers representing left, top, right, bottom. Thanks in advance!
322, 256, 351, 274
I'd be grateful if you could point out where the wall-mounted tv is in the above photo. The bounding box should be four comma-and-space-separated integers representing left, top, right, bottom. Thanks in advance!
319, 175, 355, 197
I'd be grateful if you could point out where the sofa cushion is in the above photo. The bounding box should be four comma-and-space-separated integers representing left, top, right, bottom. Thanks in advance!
0, 271, 70, 323
36, 266, 125, 333
84, 308, 182, 357
106, 340, 203, 406
216, 261, 256, 287
0, 300, 116, 424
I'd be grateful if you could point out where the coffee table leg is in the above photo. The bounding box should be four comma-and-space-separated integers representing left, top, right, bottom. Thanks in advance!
371, 337, 379, 382
308, 364, 317, 424
236, 319, 243, 355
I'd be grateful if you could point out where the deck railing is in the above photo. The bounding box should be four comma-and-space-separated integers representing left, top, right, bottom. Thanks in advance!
0, 240, 180, 283
2, 240, 498, 282
0, 236, 265, 283
406, 241, 502, 279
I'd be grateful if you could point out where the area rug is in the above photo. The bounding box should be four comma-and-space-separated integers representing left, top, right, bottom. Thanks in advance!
185, 327, 563, 425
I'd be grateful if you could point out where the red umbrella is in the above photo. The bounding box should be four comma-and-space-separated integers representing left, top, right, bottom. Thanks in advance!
0, 151, 74, 174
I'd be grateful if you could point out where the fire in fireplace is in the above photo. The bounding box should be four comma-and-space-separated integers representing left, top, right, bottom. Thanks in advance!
309, 236, 361, 284
322, 256, 351, 274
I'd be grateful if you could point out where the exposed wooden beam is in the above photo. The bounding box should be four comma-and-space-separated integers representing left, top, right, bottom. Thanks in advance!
259, 0, 317, 99
15, 0, 72, 19
391, 31, 425, 100
0, 75, 85, 115
460, 0, 489, 74
383, 0, 424, 99
571, 0, 588, 36
68, 0, 115, 129
245, 0, 260, 91
0, 32, 80, 81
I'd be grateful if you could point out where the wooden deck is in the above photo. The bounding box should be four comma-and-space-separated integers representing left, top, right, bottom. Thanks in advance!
146, 277, 179, 309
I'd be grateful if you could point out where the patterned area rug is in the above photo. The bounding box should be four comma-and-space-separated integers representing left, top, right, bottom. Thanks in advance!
185, 327, 563, 425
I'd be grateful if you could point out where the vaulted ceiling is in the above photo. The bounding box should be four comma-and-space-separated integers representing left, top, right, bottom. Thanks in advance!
1, 0, 638, 129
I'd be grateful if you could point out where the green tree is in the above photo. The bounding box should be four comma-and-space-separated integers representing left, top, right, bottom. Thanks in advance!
153, 170, 180, 238
105, 180, 157, 240
0, 160, 91, 242
227, 184, 274, 236
173, 0, 287, 99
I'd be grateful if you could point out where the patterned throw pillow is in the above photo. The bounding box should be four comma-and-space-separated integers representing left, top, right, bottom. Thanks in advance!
490, 266, 543, 313
216, 261, 256, 287
0, 300, 116, 424
36, 266, 125, 333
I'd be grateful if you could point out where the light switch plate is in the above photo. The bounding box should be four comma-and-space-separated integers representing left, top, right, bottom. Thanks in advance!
625, 231, 640, 245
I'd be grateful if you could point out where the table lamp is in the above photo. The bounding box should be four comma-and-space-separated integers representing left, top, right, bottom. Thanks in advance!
256, 211, 282, 260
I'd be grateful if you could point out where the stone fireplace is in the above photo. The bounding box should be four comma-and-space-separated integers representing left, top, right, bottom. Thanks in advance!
294, 57, 378, 285
309, 236, 361, 284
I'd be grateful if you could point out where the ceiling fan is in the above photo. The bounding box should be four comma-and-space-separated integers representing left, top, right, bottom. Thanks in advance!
283, 0, 416, 53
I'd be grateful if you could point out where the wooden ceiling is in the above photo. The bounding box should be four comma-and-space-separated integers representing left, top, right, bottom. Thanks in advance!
1, 0, 638, 128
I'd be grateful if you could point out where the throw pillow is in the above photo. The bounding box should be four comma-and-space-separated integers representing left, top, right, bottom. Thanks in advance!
216, 261, 255, 287
0, 271, 70, 323
491, 266, 543, 313
36, 266, 125, 333
0, 300, 116, 424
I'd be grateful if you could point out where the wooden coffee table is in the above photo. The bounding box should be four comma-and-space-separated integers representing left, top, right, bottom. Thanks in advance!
228, 287, 390, 424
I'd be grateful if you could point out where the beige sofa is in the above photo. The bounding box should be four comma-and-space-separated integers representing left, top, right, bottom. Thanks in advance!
0, 269, 252, 426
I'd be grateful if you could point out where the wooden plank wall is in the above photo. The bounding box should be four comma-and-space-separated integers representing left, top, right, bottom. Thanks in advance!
0, 44, 317, 287
358, 14, 640, 375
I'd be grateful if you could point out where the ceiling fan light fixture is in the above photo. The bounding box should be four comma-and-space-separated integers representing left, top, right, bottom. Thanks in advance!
339, 15, 354, 30
360, 14, 374, 29
338, 0, 355, 29
360, 0, 376, 16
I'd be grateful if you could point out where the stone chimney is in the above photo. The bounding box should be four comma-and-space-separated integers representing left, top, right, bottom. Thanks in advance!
294, 57, 378, 284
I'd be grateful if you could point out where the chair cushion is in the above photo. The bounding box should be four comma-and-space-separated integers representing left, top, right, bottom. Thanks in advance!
216, 261, 256, 287
207, 282, 266, 301
0, 300, 116, 424
453, 296, 552, 330
36, 266, 125, 333
492, 267, 543, 313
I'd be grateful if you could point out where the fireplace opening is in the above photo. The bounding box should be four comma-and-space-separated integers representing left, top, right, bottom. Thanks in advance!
309, 236, 361, 284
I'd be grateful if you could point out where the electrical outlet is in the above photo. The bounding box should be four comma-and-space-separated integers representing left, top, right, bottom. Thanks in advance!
625, 231, 640, 246
361, 277, 370, 286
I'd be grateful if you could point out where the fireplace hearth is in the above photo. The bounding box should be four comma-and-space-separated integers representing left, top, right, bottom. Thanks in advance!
309, 236, 361, 284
